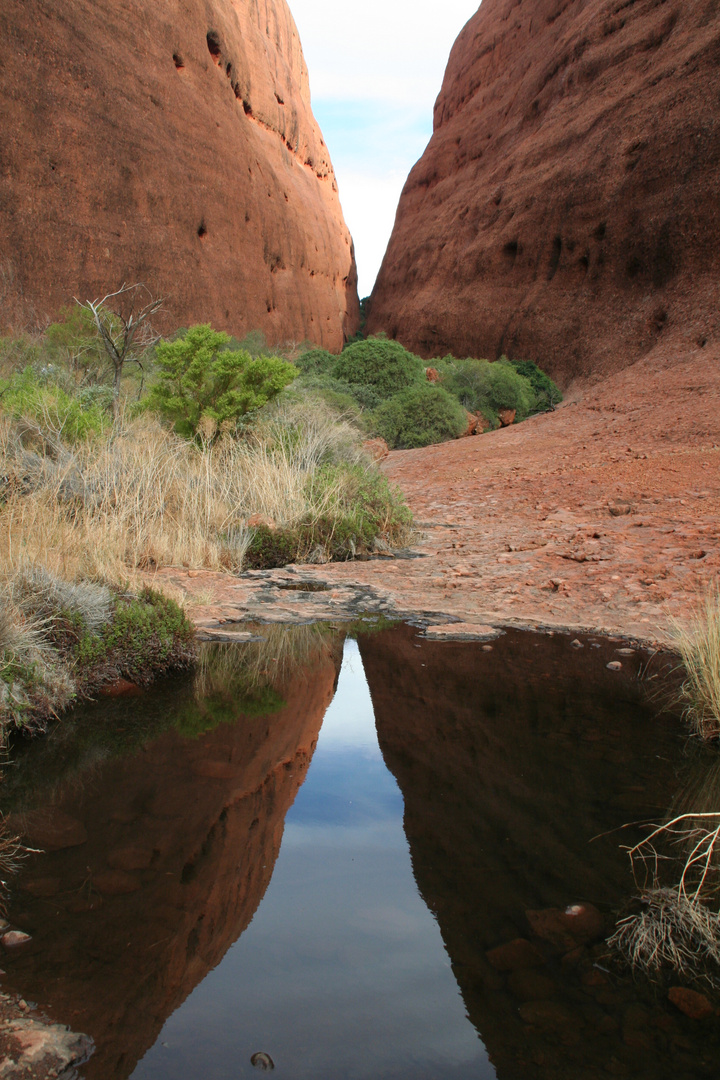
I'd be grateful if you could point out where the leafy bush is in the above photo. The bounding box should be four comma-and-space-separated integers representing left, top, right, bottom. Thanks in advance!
332, 337, 425, 400
508, 358, 562, 410
0, 366, 109, 441
246, 465, 413, 568
0, 574, 195, 738
485, 360, 535, 420
435, 356, 494, 417
228, 329, 270, 359
290, 375, 365, 417
44, 306, 108, 381
371, 384, 468, 449
73, 586, 195, 686
147, 324, 298, 439
295, 348, 337, 376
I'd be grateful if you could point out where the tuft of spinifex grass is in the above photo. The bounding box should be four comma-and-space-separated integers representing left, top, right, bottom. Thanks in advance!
609, 887, 720, 988
0, 397, 413, 580
672, 584, 720, 740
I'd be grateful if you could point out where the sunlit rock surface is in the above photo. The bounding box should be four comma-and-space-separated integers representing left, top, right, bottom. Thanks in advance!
0, 0, 359, 346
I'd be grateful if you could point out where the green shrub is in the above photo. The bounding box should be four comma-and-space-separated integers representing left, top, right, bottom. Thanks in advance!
508, 359, 563, 410
485, 360, 535, 420
73, 587, 195, 686
0, 366, 108, 441
371, 384, 467, 449
298, 373, 381, 412
45, 306, 104, 373
290, 375, 365, 418
295, 348, 337, 376
435, 356, 494, 416
147, 324, 298, 439
228, 329, 270, 359
245, 465, 413, 568
332, 337, 425, 400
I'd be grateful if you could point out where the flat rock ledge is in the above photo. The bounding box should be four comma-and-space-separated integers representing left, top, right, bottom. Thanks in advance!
157, 564, 664, 652
0, 994, 93, 1080
157, 341, 720, 652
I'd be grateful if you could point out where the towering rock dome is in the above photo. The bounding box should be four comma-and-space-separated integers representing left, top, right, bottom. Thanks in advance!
368, 1, 720, 385
0, 0, 359, 346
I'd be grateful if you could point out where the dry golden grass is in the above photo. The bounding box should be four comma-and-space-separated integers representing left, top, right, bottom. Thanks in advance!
0, 398, 374, 585
672, 583, 720, 740
609, 886, 720, 987
0, 821, 25, 915
610, 806, 720, 985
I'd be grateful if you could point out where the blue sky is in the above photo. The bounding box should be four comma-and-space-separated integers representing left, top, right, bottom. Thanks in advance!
290, 0, 481, 297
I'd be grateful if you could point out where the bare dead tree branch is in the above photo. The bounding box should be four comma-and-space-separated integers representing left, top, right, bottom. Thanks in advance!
76, 283, 163, 417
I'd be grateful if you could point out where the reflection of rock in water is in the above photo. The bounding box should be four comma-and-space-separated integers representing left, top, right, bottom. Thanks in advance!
1, 629, 343, 1080
360, 624, 720, 1080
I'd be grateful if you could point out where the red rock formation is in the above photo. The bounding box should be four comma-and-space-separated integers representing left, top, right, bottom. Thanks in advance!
0, 0, 359, 347
368, 1, 720, 385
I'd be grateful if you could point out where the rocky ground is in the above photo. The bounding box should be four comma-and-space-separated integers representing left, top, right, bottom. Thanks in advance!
161, 339, 720, 648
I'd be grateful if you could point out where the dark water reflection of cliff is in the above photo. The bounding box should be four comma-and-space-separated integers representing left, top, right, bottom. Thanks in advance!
1, 623, 718, 1080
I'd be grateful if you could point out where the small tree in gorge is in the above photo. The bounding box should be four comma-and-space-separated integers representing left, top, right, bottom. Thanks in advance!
147, 324, 298, 440
79, 283, 163, 416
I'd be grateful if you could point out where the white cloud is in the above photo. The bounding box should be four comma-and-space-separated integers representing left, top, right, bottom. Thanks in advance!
290, 0, 481, 295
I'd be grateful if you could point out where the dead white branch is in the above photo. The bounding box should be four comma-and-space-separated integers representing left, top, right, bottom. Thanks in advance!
76, 283, 163, 415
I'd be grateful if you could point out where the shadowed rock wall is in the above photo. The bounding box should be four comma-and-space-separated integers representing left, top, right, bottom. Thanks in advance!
0, 0, 359, 346
368, 0, 720, 385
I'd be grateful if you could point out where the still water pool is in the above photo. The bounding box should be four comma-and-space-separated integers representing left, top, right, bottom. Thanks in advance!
132, 639, 490, 1079
2, 622, 719, 1080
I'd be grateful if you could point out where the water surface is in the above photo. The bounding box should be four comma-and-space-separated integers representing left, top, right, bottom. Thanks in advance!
132, 640, 490, 1079
2, 623, 718, 1080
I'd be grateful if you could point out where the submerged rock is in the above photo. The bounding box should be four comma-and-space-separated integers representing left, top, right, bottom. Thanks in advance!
486, 939, 545, 972
0, 1001, 93, 1078
526, 904, 605, 951
668, 986, 714, 1021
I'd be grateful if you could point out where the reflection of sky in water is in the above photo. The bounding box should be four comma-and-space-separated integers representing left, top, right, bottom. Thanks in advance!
132, 639, 493, 1080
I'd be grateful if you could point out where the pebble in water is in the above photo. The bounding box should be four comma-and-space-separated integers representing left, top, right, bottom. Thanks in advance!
251, 1051, 275, 1071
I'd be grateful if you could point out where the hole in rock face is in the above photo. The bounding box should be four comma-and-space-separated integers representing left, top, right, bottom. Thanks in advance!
653, 307, 668, 332
503, 239, 519, 265
206, 31, 222, 62
173, 53, 185, 70
593, 222, 606, 242
579, 253, 590, 272
243, 99, 253, 117
226, 62, 232, 77
197, 221, 207, 238
698, 335, 708, 348
626, 255, 643, 279
547, 235, 562, 281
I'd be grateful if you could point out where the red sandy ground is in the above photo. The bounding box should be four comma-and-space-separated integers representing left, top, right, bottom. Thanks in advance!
162, 338, 720, 646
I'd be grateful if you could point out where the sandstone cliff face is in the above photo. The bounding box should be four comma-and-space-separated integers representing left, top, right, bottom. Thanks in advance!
0, 0, 359, 346
368, 1, 720, 385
